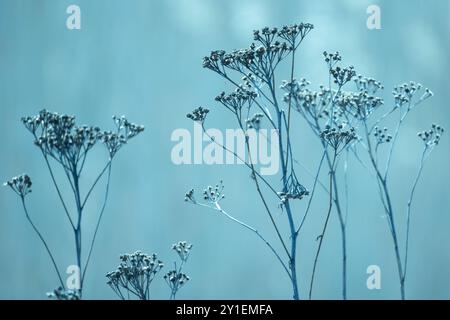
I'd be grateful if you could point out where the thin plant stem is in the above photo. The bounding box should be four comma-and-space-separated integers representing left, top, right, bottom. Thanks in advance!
309, 150, 336, 299
20, 197, 65, 288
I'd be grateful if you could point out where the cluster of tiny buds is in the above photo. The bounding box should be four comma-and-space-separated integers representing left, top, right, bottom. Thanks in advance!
374, 126, 392, 144
203, 181, 225, 203
215, 87, 257, 112
246, 113, 264, 130
418, 124, 444, 147
164, 270, 190, 287
172, 241, 193, 263
323, 51, 342, 68
354, 75, 384, 94
278, 172, 309, 204
186, 107, 209, 123
331, 66, 356, 87
393, 82, 433, 107
47, 287, 80, 300
321, 124, 356, 151
277, 23, 314, 44
4, 174, 32, 198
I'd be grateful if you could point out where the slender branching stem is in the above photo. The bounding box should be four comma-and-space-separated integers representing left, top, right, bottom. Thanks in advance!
309, 151, 336, 299
20, 197, 65, 288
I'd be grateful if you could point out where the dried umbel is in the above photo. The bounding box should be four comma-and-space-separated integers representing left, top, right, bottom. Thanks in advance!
164, 271, 190, 294
186, 107, 209, 123
47, 287, 80, 300
4, 174, 32, 198
278, 172, 309, 205
336, 91, 384, 120
246, 113, 264, 130
374, 126, 393, 144
202, 181, 225, 203
323, 51, 342, 69
392, 81, 433, 108
354, 75, 384, 94
330, 65, 356, 87
418, 124, 444, 148
215, 87, 257, 114
172, 241, 193, 263
106, 251, 164, 300
320, 124, 356, 152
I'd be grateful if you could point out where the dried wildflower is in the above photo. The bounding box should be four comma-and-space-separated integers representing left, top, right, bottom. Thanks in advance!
215, 87, 257, 114
321, 124, 356, 152
277, 23, 314, 46
392, 81, 432, 108
202, 181, 225, 203
354, 75, 384, 94
172, 241, 193, 263
418, 124, 444, 148
246, 113, 264, 130
323, 51, 342, 69
336, 91, 384, 120
330, 65, 356, 87
106, 251, 164, 300
374, 126, 392, 144
164, 270, 190, 296
186, 107, 209, 123
4, 174, 32, 198
278, 172, 309, 205
47, 287, 80, 300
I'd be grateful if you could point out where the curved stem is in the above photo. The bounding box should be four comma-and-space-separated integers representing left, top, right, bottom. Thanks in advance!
21, 197, 65, 288
403, 148, 427, 282
82, 162, 112, 284
309, 151, 336, 299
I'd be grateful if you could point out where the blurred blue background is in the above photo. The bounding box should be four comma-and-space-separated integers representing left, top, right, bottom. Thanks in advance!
0, 0, 449, 299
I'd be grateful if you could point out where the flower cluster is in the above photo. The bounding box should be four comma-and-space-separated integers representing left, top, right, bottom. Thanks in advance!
418, 124, 444, 148
246, 113, 264, 130
164, 270, 190, 295
323, 51, 342, 69
354, 75, 384, 94
392, 82, 433, 107
21, 110, 144, 162
4, 174, 32, 198
106, 251, 164, 300
186, 107, 209, 124
277, 23, 314, 45
172, 241, 193, 263
278, 172, 309, 205
47, 287, 80, 300
321, 124, 356, 152
331, 65, 356, 87
336, 91, 384, 120
202, 181, 225, 203
374, 126, 392, 144
215, 86, 257, 114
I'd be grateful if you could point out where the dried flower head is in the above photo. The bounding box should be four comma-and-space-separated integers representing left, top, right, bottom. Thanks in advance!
418, 124, 444, 148
47, 287, 80, 300
106, 251, 164, 300
246, 113, 264, 130
202, 181, 225, 203
172, 241, 193, 263
336, 91, 384, 120
277, 23, 314, 46
354, 75, 384, 94
4, 174, 32, 198
331, 65, 356, 87
321, 124, 356, 152
186, 107, 209, 124
393, 82, 432, 107
215, 86, 257, 114
323, 51, 342, 69
164, 270, 190, 293
374, 126, 392, 144
278, 172, 309, 205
